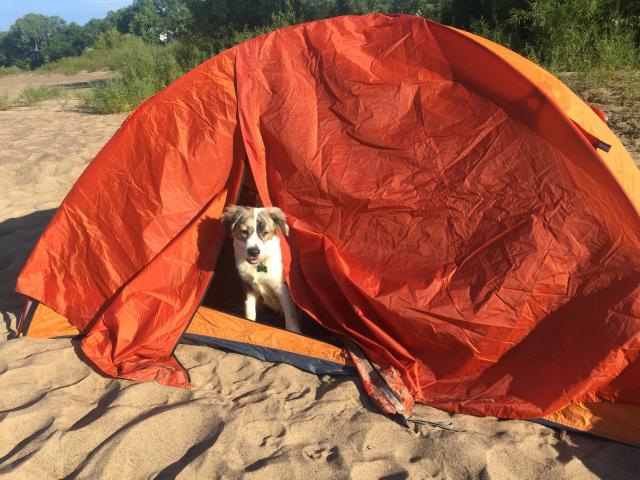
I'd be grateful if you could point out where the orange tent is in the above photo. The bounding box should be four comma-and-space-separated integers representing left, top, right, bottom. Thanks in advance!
16, 15, 640, 446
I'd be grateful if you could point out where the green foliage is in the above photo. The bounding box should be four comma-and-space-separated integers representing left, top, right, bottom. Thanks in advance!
18, 85, 62, 105
0, 32, 7, 66
2, 0, 638, 74
0, 92, 13, 110
71, 0, 640, 114
94, 28, 133, 51
437, 1, 526, 29
165, 41, 209, 71
509, 0, 639, 72
0, 14, 91, 69
39, 30, 149, 74
127, 0, 193, 43
85, 44, 182, 113
218, 2, 298, 51
472, 16, 514, 49
1, 0, 636, 114
0, 65, 22, 77
0, 1, 193, 70
83, 18, 115, 43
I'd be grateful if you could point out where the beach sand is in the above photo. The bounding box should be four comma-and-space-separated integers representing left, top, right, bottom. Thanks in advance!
1, 74, 639, 479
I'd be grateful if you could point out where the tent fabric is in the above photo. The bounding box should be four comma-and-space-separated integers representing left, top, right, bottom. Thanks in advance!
16, 14, 640, 419
541, 402, 640, 448
18, 48, 246, 387
184, 307, 355, 375
18, 302, 356, 376
18, 301, 355, 375
19, 301, 79, 338
453, 27, 640, 211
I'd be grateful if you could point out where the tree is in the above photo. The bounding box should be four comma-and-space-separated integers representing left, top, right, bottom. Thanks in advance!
103, 0, 193, 43
131, 0, 192, 42
48, 23, 90, 60
0, 32, 8, 66
83, 18, 115, 44
0, 13, 95, 68
2, 14, 69, 68
294, 0, 340, 20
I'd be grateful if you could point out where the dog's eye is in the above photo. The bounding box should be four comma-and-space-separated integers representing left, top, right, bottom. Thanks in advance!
239, 229, 248, 235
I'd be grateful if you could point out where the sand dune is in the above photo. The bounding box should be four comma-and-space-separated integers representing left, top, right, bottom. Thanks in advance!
1, 79, 639, 479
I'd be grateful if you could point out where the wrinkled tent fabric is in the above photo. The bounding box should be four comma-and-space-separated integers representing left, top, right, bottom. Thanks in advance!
17, 14, 640, 419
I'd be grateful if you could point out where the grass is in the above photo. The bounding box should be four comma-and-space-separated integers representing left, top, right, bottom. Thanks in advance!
38, 30, 152, 75
0, 66, 22, 77
18, 85, 62, 106
546, 32, 640, 105
0, 84, 63, 111
38, 54, 112, 75
0, 92, 12, 110
472, 1, 640, 109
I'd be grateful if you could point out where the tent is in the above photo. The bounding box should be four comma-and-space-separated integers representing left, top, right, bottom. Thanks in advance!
15, 14, 640, 447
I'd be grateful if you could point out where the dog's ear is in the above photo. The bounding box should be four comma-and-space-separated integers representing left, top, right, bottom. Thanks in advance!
221, 205, 244, 232
266, 207, 289, 236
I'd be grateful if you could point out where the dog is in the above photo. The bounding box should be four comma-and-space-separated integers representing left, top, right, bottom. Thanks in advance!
221, 205, 301, 333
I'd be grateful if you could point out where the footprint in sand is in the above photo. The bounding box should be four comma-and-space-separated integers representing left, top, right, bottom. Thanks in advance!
302, 444, 340, 463
241, 419, 287, 448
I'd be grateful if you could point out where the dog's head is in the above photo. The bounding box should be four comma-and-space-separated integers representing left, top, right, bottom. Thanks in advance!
221, 205, 289, 265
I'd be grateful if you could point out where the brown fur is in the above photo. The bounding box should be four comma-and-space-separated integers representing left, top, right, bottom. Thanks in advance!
222, 205, 289, 240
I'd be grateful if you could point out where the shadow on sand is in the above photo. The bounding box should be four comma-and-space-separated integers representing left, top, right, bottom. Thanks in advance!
0, 208, 56, 337
550, 427, 640, 479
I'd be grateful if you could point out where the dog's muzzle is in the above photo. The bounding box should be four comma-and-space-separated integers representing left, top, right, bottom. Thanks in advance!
246, 247, 260, 264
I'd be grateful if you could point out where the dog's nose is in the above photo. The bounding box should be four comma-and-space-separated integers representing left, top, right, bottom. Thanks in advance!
247, 247, 260, 258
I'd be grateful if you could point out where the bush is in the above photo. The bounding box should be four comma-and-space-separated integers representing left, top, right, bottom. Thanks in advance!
468, 0, 639, 101
85, 45, 182, 113
217, 6, 298, 53
82, 7, 299, 114
0, 66, 22, 77
508, 0, 639, 72
0, 92, 13, 110
38, 30, 150, 75
472, 16, 516, 50
165, 41, 209, 72
18, 85, 62, 105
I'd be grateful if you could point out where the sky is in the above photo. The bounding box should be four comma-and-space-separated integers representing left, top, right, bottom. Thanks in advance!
0, 0, 134, 31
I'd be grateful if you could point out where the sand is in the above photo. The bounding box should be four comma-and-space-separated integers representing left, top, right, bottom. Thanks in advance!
0, 71, 112, 98
1, 74, 639, 479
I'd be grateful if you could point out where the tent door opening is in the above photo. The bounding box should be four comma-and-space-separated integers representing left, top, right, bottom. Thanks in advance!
200, 163, 340, 345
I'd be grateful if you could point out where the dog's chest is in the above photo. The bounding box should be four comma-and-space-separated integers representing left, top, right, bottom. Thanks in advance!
239, 263, 275, 286
238, 259, 283, 311
237, 257, 282, 292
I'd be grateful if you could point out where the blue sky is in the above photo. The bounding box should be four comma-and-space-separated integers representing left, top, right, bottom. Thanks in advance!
0, 0, 134, 31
